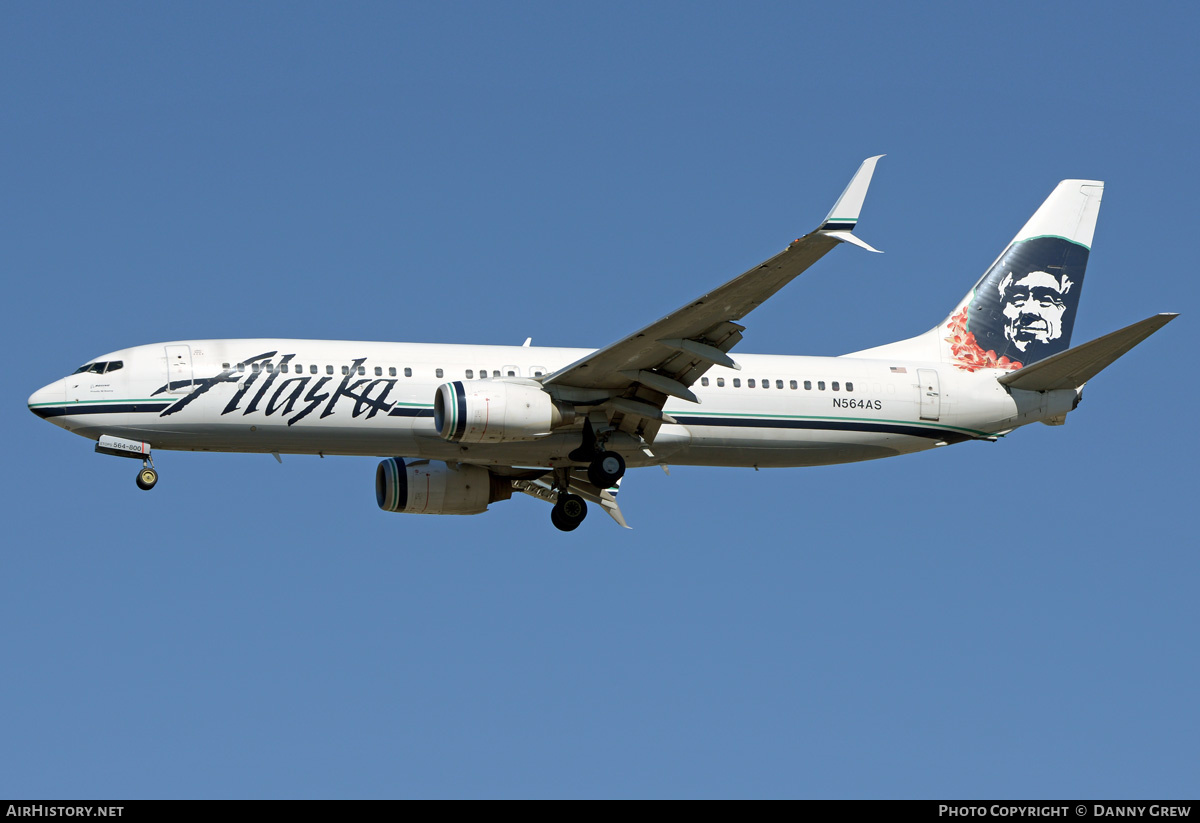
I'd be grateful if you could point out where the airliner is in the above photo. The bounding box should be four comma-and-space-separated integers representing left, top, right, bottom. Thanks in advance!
27, 158, 1177, 531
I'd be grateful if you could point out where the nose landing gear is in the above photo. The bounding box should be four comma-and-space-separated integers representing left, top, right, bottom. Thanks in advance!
95, 435, 160, 491
136, 462, 158, 491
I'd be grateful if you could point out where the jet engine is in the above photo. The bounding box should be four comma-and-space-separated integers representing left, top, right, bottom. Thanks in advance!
433, 380, 573, 443
376, 457, 513, 515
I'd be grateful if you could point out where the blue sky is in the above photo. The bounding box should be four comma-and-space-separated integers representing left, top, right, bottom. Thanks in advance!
3, 2, 1197, 798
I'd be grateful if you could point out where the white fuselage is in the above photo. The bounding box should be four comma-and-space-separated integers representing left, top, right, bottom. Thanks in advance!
28, 339, 1070, 470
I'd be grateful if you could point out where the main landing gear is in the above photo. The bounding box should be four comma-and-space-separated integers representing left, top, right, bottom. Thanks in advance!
551, 493, 588, 532
587, 451, 625, 489
549, 465, 589, 532
570, 419, 627, 489
548, 421, 629, 532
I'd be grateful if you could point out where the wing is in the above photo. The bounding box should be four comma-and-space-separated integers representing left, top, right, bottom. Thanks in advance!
542, 156, 885, 439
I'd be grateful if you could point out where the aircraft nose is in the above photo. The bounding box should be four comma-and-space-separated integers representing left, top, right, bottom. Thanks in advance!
28, 379, 66, 418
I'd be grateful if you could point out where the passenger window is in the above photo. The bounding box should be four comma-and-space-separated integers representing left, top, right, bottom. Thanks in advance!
358, 366, 365, 375
465, 370, 474, 379
341, 366, 349, 375
493, 370, 500, 378
846, 382, 854, 392
804, 380, 811, 390
326, 365, 334, 375
748, 379, 756, 388
818, 381, 826, 391
374, 367, 383, 376
239, 363, 246, 373
281, 364, 289, 373
789, 380, 797, 390
389, 367, 396, 377
436, 368, 443, 378
404, 367, 413, 377
222, 362, 230, 370
776, 380, 783, 389
832, 381, 839, 391
701, 377, 709, 387
533, 371, 544, 377
733, 378, 741, 387
763, 380, 769, 389
480, 368, 488, 378
507, 370, 515, 377
716, 377, 725, 387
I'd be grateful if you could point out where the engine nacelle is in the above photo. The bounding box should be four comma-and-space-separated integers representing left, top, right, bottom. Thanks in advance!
433, 379, 571, 443
376, 458, 512, 515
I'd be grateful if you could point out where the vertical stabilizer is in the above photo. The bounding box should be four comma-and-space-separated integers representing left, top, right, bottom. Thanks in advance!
941, 180, 1102, 371
847, 180, 1103, 372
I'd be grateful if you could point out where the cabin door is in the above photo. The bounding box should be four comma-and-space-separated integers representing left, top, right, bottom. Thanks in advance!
165, 345, 194, 394
917, 368, 941, 421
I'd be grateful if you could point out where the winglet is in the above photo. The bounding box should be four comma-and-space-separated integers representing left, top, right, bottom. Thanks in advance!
820, 230, 882, 254
819, 155, 884, 232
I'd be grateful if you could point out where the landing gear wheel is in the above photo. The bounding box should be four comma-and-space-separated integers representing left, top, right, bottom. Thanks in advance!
136, 467, 158, 491
551, 493, 588, 532
587, 451, 626, 489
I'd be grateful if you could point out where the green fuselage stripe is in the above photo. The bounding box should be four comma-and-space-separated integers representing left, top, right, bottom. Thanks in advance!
663, 409, 993, 438
30, 399, 168, 407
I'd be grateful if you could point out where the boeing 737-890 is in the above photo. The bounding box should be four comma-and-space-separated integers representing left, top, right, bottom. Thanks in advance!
27, 158, 1177, 531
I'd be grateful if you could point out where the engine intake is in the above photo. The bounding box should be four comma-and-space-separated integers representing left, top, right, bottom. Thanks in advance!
376, 457, 512, 515
433, 380, 571, 443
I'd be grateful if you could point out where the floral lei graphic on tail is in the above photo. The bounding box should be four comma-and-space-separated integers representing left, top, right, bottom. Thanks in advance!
945, 307, 1022, 372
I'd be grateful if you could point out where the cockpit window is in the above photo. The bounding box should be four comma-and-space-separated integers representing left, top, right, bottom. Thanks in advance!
73, 360, 124, 375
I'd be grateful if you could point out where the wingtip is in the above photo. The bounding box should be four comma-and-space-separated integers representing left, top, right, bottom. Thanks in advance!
819, 155, 884, 231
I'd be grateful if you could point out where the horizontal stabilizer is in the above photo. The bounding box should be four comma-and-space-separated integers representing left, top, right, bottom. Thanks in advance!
998, 313, 1178, 391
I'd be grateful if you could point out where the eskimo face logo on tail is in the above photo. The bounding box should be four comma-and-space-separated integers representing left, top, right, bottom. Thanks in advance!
998, 269, 1072, 351
947, 235, 1090, 371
